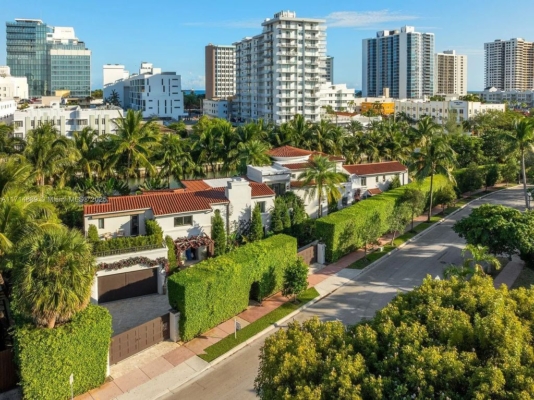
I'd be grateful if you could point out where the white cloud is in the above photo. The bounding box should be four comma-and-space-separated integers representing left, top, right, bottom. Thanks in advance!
182, 74, 205, 90
325, 10, 418, 28
182, 19, 260, 29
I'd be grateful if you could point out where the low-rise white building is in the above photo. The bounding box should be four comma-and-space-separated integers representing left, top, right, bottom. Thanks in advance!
0, 66, 29, 100
12, 104, 124, 139
103, 62, 187, 120
84, 177, 275, 241
0, 99, 16, 124
480, 87, 534, 108
317, 83, 356, 115
203, 98, 231, 119
394, 99, 505, 123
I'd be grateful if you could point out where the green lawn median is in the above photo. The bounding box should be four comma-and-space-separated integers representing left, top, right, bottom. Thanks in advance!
198, 287, 320, 362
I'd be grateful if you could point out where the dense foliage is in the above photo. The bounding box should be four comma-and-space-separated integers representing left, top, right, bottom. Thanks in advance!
14, 305, 112, 400
282, 257, 309, 301
316, 176, 450, 261
256, 275, 534, 399
167, 234, 297, 341
211, 209, 227, 256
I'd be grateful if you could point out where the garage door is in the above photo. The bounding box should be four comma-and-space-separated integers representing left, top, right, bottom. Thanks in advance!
98, 268, 158, 303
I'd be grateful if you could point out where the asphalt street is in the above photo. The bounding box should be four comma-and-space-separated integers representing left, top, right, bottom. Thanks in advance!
162, 187, 526, 400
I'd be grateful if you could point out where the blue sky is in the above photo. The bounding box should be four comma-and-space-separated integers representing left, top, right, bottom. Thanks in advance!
2, 0, 534, 91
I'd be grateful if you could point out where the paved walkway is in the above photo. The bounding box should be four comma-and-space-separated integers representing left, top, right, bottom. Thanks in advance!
494, 255, 524, 289
77, 187, 505, 400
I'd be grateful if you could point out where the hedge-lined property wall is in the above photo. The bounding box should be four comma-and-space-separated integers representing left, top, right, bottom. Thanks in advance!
13, 305, 112, 400
316, 176, 450, 262
168, 234, 297, 341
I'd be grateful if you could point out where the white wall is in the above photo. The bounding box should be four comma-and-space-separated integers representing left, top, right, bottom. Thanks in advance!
85, 211, 150, 238
203, 99, 230, 119
343, 171, 408, 201
292, 187, 329, 219
0, 99, 16, 123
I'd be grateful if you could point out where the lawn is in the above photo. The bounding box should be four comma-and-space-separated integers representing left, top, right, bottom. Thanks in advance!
198, 287, 320, 362
512, 267, 534, 289
347, 246, 395, 269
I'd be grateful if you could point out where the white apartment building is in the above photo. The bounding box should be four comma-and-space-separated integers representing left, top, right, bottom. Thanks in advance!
12, 104, 123, 139
233, 10, 327, 124
316, 83, 355, 114
434, 50, 467, 96
103, 64, 130, 87
363, 26, 435, 99
324, 56, 334, 83
0, 66, 29, 100
480, 87, 534, 107
103, 62, 186, 120
205, 44, 236, 99
394, 99, 505, 124
0, 99, 16, 123
485, 38, 534, 91
203, 98, 231, 119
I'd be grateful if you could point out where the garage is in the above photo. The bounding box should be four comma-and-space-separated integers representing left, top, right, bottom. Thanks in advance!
98, 268, 158, 303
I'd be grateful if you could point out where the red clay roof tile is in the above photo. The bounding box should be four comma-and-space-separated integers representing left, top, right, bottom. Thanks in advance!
343, 161, 407, 176
367, 188, 383, 195
268, 145, 313, 158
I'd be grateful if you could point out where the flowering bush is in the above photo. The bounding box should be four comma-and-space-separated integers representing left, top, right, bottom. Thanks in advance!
97, 256, 169, 272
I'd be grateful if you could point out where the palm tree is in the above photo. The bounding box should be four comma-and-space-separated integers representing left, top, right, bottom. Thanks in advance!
410, 134, 456, 222
191, 123, 222, 174
274, 114, 311, 148
462, 244, 501, 275
72, 127, 101, 179
12, 226, 96, 328
297, 155, 347, 218
0, 123, 24, 154
0, 155, 33, 195
23, 123, 76, 186
310, 119, 334, 152
157, 134, 196, 185
237, 139, 271, 173
409, 115, 442, 148
107, 110, 161, 178
506, 118, 534, 209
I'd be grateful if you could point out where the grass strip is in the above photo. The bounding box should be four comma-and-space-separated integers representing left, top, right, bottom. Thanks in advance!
511, 267, 534, 289
347, 246, 395, 269
198, 287, 320, 362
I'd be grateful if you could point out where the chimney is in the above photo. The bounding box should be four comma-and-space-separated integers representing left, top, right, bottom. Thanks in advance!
225, 177, 252, 225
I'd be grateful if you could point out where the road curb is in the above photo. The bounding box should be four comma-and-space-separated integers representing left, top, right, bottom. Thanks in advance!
156, 187, 510, 399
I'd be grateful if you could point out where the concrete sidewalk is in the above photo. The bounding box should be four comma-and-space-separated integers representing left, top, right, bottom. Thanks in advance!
78, 187, 505, 400
494, 256, 524, 289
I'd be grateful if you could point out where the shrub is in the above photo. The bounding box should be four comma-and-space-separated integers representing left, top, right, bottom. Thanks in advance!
315, 176, 450, 262
165, 235, 178, 271
168, 234, 297, 341
249, 204, 264, 242
282, 257, 309, 302
13, 305, 112, 400
87, 224, 99, 242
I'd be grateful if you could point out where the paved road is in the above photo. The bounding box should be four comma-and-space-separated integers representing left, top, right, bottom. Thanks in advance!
162, 187, 525, 400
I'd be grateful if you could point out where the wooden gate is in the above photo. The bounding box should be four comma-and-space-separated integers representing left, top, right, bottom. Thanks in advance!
109, 313, 170, 365
0, 349, 17, 392
297, 243, 317, 265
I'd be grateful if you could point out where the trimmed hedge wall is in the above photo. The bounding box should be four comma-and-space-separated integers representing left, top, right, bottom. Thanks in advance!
316, 175, 450, 262
13, 305, 112, 400
168, 234, 297, 341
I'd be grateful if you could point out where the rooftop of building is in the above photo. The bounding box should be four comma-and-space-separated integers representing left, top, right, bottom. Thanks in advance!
343, 161, 407, 176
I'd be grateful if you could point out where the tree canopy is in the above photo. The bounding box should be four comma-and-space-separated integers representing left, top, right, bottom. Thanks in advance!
256, 275, 534, 399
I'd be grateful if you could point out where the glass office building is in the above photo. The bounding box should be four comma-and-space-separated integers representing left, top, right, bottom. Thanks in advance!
6, 19, 91, 98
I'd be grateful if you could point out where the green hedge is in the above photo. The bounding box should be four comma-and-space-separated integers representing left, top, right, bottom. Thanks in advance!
13, 305, 112, 400
167, 234, 297, 341
316, 175, 450, 262
91, 219, 164, 255
165, 235, 178, 270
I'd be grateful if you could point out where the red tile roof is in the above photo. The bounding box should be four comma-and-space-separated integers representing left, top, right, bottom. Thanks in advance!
268, 145, 313, 158
182, 178, 275, 198
343, 161, 407, 176
248, 181, 276, 197
367, 188, 383, 196
84, 190, 229, 216
282, 162, 311, 170
181, 180, 211, 191
311, 151, 345, 162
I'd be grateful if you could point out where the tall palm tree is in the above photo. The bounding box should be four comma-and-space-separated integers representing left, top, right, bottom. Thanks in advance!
310, 119, 334, 152
72, 127, 101, 179
297, 155, 347, 218
12, 226, 96, 328
23, 123, 76, 186
409, 115, 442, 148
410, 134, 456, 222
506, 118, 534, 209
157, 134, 196, 185
107, 110, 161, 178
191, 123, 222, 174
323, 126, 346, 156
274, 114, 312, 148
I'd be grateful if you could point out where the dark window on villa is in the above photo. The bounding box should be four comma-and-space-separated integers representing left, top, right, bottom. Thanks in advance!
98, 219, 104, 229
174, 216, 193, 226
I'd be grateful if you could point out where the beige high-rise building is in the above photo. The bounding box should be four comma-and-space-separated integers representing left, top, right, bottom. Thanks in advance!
484, 38, 534, 90
205, 44, 236, 100
434, 50, 467, 96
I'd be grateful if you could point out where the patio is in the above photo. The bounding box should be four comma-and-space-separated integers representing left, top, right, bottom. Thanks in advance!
102, 294, 171, 335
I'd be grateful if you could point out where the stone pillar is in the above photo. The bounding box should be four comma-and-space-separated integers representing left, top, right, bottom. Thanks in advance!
157, 266, 166, 295
317, 243, 326, 264
169, 310, 180, 342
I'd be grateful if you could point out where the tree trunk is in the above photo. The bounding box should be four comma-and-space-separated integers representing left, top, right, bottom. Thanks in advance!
521, 149, 529, 210
411, 212, 415, 232
318, 191, 322, 218
428, 172, 434, 222
390, 231, 396, 246
47, 315, 56, 329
